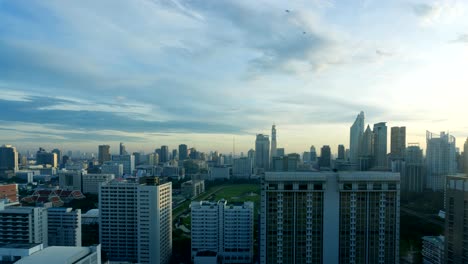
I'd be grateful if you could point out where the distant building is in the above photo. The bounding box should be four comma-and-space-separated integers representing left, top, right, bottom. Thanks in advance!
372, 122, 388, 169
58, 170, 85, 191
111, 154, 135, 176
47, 207, 81, 247
179, 144, 188, 161
464, 138, 468, 175
337, 145, 345, 160
181, 180, 205, 199
260, 171, 400, 264
349, 111, 365, 164
0, 243, 44, 263
209, 166, 230, 180
101, 162, 123, 177
255, 134, 270, 171
359, 125, 374, 171
277, 148, 285, 157
422, 235, 444, 264
51, 149, 62, 165
119, 142, 127, 155
444, 175, 468, 263
426, 131, 456, 191
191, 200, 254, 264
98, 145, 111, 165
271, 125, 277, 159
233, 157, 252, 178
390, 127, 406, 160
310, 146, 317, 163
160, 145, 169, 163
319, 145, 331, 168
172, 149, 178, 161
0, 145, 19, 177
302, 152, 311, 164
36, 148, 57, 168
15, 245, 101, 264
403, 144, 425, 192
82, 173, 115, 194
99, 178, 172, 263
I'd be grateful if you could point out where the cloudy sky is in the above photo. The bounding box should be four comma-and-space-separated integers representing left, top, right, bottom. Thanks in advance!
1, 0, 467, 154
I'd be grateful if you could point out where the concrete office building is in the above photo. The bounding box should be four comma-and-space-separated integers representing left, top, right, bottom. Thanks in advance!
99, 178, 172, 264
338, 145, 345, 160
82, 173, 115, 194
58, 170, 85, 191
98, 145, 111, 164
319, 145, 331, 168
48, 207, 81, 247
160, 145, 169, 163
255, 134, 270, 171
403, 144, 425, 192
391, 127, 406, 159
0, 145, 19, 177
191, 200, 254, 263
0, 243, 44, 263
36, 148, 57, 168
181, 180, 205, 199
0, 206, 48, 246
444, 175, 468, 264
464, 139, 468, 175
119, 142, 127, 155
111, 154, 135, 176
101, 162, 123, 177
271, 125, 277, 159
209, 166, 230, 180
233, 157, 253, 178
260, 171, 400, 264
179, 144, 188, 161
426, 131, 457, 191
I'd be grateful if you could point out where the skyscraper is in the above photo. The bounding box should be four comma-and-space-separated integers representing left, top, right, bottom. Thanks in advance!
310, 145, 317, 163
47, 207, 81, 247
99, 178, 172, 264
160, 145, 169, 163
172, 149, 178, 161
260, 171, 400, 264
404, 144, 425, 192
390, 126, 406, 159
36, 148, 58, 168
111, 154, 135, 175
319, 145, 331, 168
426, 131, 457, 191
337, 145, 345, 160
372, 122, 388, 169
51, 149, 62, 165
119, 142, 127, 155
349, 111, 365, 164
0, 145, 18, 177
271, 124, 277, 159
179, 144, 188, 161
255, 134, 270, 171
98, 145, 111, 164
359, 125, 374, 170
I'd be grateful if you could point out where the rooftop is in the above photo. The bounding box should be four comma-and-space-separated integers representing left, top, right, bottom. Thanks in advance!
15, 246, 93, 264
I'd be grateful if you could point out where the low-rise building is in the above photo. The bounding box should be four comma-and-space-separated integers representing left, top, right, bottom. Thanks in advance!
15, 245, 101, 264
0, 243, 44, 263
181, 180, 205, 199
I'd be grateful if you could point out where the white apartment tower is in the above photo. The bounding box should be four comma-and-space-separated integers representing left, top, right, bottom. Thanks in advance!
426, 131, 457, 191
99, 178, 172, 264
111, 154, 135, 176
47, 207, 81, 247
191, 200, 254, 264
0, 206, 48, 246
260, 171, 400, 264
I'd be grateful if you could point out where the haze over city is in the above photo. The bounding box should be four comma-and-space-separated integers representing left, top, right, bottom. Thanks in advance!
1, 0, 468, 153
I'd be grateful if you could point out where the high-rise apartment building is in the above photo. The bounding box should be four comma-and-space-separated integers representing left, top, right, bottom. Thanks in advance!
98, 145, 111, 164
58, 170, 85, 191
445, 175, 468, 264
179, 144, 188, 161
47, 207, 81, 247
233, 157, 252, 178
373, 122, 388, 169
99, 178, 172, 264
0, 206, 48, 246
51, 149, 62, 165
271, 125, 277, 159
277, 148, 285, 157
349, 111, 365, 164
390, 127, 406, 159
310, 146, 317, 163
101, 162, 123, 177
160, 146, 169, 163
82, 173, 115, 194
255, 134, 270, 171
0, 145, 18, 177
191, 200, 254, 263
426, 131, 457, 191
111, 154, 135, 176
422, 235, 444, 264
260, 171, 400, 264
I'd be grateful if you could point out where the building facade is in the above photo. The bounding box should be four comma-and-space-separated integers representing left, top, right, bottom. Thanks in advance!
255, 134, 270, 171
82, 174, 115, 194
0, 206, 48, 246
349, 111, 365, 165
48, 207, 81, 247
390, 127, 406, 159
426, 131, 457, 191
260, 171, 400, 264
191, 200, 254, 263
0, 145, 19, 177
111, 154, 135, 176
422, 235, 444, 264
271, 125, 277, 159
98, 145, 111, 165
233, 157, 252, 179
372, 122, 388, 169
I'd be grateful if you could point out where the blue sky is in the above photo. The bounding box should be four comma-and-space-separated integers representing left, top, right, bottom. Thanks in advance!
1, 0, 467, 154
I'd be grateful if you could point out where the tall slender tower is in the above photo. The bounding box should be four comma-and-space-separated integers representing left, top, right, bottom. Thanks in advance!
255, 134, 270, 171
372, 122, 388, 169
349, 112, 365, 164
271, 125, 277, 159
464, 138, 468, 175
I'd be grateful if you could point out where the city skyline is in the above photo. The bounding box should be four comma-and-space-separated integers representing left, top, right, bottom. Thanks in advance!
1, 1, 468, 153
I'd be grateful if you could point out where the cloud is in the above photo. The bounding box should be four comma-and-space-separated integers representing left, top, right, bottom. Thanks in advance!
412, 2, 465, 26
451, 33, 468, 43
